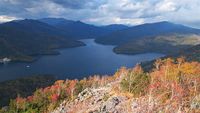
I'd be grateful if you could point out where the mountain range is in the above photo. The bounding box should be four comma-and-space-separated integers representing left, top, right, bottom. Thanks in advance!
39, 18, 129, 39
0, 18, 129, 61
95, 21, 200, 55
0, 18, 199, 62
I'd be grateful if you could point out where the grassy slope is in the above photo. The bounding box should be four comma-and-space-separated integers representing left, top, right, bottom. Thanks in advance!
114, 34, 200, 55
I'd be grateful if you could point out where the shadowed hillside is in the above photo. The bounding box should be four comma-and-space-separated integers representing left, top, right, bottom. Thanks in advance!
0, 19, 85, 62
0, 75, 56, 107
141, 44, 200, 72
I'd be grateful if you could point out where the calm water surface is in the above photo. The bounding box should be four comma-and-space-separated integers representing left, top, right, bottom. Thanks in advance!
0, 39, 164, 82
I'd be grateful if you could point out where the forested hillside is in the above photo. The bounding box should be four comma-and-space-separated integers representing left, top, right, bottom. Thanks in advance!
0, 18, 130, 62
114, 34, 200, 55
0, 19, 85, 62
0, 75, 56, 107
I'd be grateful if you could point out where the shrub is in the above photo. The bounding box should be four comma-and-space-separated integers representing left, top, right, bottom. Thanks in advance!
120, 64, 150, 96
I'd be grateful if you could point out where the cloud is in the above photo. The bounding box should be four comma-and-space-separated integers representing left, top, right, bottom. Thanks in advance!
0, 15, 19, 23
160, 0, 200, 28
0, 0, 199, 28
85, 17, 144, 25
50, 0, 106, 9
156, 0, 178, 12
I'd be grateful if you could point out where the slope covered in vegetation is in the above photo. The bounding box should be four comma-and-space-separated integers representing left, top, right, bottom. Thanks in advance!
0, 19, 85, 62
1, 58, 199, 113
0, 18, 130, 62
96, 21, 200, 56
0, 75, 56, 107
114, 34, 200, 55
177, 44, 200, 62
141, 43, 200, 72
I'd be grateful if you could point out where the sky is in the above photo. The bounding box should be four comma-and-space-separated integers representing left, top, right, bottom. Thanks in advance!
0, 0, 200, 28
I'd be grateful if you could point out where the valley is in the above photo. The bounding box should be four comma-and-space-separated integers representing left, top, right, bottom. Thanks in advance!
0, 39, 164, 82
1, 1, 200, 113
0, 18, 199, 113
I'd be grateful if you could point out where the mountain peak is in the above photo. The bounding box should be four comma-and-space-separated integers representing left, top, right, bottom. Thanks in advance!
38, 18, 74, 26
156, 21, 172, 24
140, 21, 175, 27
74, 20, 85, 24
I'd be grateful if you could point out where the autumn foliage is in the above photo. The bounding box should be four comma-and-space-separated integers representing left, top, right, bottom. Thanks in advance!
120, 57, 200, 112
147, 58, 200, 112
1, 73, 116, 113
1, 57, 200, 113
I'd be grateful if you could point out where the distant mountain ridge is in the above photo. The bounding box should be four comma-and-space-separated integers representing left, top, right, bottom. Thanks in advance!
95, 21, 200, 45
95, 21, 200, 55
101, 24, 129, 32
38, 18, 129, 39
39, 18, 74, 26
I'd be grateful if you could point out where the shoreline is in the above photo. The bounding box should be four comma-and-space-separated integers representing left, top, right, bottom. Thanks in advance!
0, 42, 87, 64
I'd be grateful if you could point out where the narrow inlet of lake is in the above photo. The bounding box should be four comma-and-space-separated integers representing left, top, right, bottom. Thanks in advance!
0, 39, 164, 82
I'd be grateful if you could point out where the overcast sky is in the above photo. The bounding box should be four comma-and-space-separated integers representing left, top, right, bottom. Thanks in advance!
0, 0, 200, 28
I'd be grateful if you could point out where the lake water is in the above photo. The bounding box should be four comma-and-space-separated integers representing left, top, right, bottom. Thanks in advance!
0, 39, 164, 82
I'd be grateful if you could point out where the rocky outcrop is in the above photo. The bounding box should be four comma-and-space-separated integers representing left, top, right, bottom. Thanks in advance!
51, 80, 132, 113
51, 86, 112, 113
76, 88, 93, 102
191, 95, 200, 110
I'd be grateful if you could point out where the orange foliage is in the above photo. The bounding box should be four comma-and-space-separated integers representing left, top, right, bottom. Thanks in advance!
147, 58, 200, 112
51, 94, 59, 102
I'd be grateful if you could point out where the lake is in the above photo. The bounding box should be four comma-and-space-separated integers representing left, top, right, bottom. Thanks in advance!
0, 39, 164, 82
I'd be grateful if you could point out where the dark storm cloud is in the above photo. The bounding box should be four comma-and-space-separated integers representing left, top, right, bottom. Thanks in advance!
51, 0, 86, 9
0, 0, 106, 19
0, 0, 37, 17
50, 0, 105, 9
